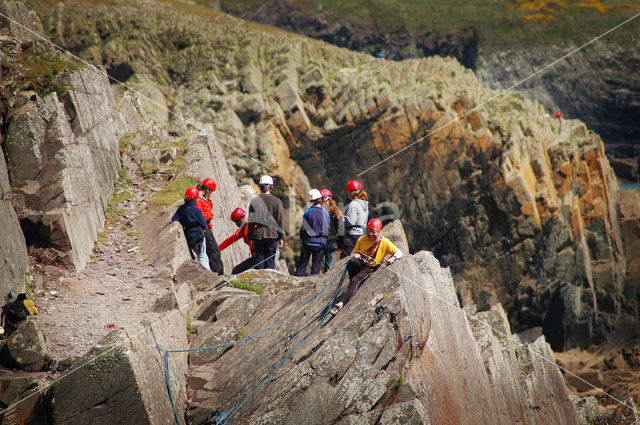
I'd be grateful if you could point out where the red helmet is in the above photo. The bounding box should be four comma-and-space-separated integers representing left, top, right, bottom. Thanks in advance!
346, 180, 362, 192
320, 189, 333, 199
185, 187, 199, 199
202, 177, 217, 191
367, 218, 383, 231
230, 207, 246, 222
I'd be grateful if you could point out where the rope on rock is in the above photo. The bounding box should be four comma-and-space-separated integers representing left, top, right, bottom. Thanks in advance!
158, 263, 348, 425
399, 269, 439, 425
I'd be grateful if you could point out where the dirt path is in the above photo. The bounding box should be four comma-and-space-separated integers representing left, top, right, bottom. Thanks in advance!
32, 174, 170, 361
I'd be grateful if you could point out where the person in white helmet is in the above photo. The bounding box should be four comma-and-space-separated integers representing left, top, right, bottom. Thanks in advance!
247, 175, 285, 269
295, 189, 331, 276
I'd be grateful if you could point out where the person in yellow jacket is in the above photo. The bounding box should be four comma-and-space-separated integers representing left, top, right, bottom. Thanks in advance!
331, 218, 403, 313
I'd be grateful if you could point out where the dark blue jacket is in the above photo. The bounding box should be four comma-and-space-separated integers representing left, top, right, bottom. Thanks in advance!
299, 205, 330, 246
172, 200, 208, 246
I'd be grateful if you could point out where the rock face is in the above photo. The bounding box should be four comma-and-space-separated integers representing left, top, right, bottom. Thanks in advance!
0, 0, 34, 303
31, 0, 640, 350
185, 221, 580, 424
0, 146, 29, 302
3, 64, 146, 271
476, 44, 640, 171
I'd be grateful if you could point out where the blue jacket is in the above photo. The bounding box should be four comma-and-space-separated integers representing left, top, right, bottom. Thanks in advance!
172, 200, 208, 247
299, 205, 330, 246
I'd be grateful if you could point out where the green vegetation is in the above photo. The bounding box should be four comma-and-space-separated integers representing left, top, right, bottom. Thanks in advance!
229, 278, 264, 295
236, 330, 245, 340
149, 177, 198, 208
396, 370, 405, 388
186, 309, 193, 334
210, 0, 640, 54
16, 51, 80, 96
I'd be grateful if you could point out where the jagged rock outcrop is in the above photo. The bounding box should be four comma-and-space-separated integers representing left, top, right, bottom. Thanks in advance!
4, 64, 147, 271
30, 0, 640, 351
476, 43, 640, 167
184, 221, 581, 424
0, 0, 33, 303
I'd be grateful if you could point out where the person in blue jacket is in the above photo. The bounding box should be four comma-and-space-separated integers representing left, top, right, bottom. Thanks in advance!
294, 189, 331, 276
171, 186, 211, 270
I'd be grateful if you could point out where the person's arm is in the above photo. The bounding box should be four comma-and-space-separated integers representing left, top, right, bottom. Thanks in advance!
384, 239, 403, 265
219, 228, 242, 251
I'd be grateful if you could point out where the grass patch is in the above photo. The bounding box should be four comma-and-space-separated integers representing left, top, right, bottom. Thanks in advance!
236, 330, 244, 340
97, 230, 109, 245
186, 309, 193, 334
229, 279, 264, 295
149, 177, 197, 208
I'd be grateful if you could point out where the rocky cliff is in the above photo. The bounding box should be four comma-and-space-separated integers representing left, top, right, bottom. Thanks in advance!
184, 222, 582, 424
26, 0, 640, 351
211, 0, 640, 179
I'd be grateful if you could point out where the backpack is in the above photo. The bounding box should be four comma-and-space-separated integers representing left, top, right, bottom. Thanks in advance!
1, 294, 30, 335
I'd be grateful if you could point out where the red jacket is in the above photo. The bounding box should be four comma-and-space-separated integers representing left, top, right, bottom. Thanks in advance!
195, 197, 214, 229
219, 223, 254, 253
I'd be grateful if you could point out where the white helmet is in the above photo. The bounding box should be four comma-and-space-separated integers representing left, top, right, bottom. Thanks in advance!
308, 189, 322, 201
259, 175, 274, 186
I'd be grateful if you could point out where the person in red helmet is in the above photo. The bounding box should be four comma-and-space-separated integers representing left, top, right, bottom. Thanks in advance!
341, 179, 369, 259
219, 208, 259, 274
171, 187, 210, 270
321, 188, 342, 272
331, 218, 403, 313
195, 178, 224, 275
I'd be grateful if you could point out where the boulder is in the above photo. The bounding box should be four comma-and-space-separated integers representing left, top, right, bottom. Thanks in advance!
0, 369, 50, 425
0, 1, 47, 43
189, 317, 240, 366
50, 312, 188, 425
151, 282, 192, 313
0, 318, 49, 372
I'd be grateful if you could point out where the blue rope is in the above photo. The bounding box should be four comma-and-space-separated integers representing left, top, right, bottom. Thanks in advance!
158, 263, 348, 425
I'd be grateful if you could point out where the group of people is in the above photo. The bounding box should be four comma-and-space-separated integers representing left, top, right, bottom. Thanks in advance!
172, 175, 402, 313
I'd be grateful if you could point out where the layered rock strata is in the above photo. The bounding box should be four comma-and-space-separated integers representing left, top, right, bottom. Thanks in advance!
3, 63, 147, 270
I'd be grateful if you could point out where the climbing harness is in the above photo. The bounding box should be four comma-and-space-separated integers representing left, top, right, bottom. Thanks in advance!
158, 263, 348, 425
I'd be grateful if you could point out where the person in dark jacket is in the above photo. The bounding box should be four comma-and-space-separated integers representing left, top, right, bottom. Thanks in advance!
295, 189, 331, 276
195, 177, 224, 275
248, 175, 285, 269
172, 187, 210, 270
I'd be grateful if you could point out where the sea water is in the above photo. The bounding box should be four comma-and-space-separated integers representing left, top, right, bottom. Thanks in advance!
620, 183, 640, 197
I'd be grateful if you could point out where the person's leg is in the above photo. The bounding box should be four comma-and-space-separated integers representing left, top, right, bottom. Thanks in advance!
205, 228, 224, 275
262, 239, 278, 269
295, 244, 312, 276
342, 266, 376, 305
340, 235, 358, 259
194, 239, 210, 270
253, 240, 266, 269
309, 245, 325, 275
323, 243, 337, 272
232, 256, 258, 274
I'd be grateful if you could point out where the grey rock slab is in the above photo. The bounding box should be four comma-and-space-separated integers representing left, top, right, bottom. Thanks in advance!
1, 318, 49, 372
50, 312, 188, 425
